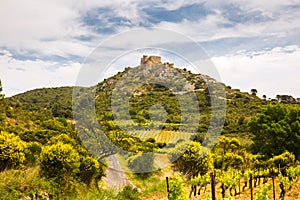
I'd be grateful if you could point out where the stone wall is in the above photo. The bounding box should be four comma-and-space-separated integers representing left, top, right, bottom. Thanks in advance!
140, 55, 174, 67
140, 55, 162, 65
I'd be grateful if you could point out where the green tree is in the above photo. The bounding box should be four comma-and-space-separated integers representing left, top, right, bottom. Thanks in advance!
213, 136, 246, 170
267, 151, 295, 169
169, 141, 213, 178
0, 79, 4, 99
251, 89, 258, 96
249, 104, 300, 159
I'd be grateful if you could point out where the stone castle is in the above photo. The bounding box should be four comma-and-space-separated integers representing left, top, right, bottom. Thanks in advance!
140, 55, 174, 67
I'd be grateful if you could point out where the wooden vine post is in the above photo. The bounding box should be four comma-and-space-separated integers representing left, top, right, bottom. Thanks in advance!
250, 174, 253, 200
166, 177, 170, 199
272, 176, 276, 200
210, 171, 216, 200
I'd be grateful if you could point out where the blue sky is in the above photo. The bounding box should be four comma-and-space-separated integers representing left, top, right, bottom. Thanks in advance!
0, 0, 300, 98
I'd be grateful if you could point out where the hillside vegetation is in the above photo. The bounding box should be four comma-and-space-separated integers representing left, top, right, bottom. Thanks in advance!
0, 57, 300, 199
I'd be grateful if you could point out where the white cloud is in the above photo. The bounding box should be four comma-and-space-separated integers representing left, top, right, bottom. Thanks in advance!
0, 0, 100, 58
1, 0, 300, 97
1, 0, 299, 56
0, 1, 72, 43
154, 4, 300, 42
154, 14, 232, 41
0, 50, 81, 97
212, 45, 300, 98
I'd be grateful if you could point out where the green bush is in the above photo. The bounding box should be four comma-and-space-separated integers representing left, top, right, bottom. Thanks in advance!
79, 156, 104, 185
168, 175, 188, 200
117, 186, 140, 200
267, 151, 295, 169
0, 132, 27, 171
24, 141, 42, 166
40, 142, 81, 186
128, 153, 154, 173
254, 184, 271, 200
40, 135, 104, 192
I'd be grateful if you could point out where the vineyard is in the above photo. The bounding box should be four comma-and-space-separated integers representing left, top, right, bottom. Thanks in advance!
200, 166, 299, 199
130, 130, 193, 144
166, 165, 300, 200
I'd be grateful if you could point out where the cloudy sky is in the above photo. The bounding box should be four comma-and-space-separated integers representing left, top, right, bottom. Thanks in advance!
1, 0, 300, 98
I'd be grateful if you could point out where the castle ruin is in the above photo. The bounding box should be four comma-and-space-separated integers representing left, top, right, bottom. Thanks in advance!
140, 55, 174, 67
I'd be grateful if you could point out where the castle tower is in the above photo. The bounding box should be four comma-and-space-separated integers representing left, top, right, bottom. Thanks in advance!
140, 55, 174, 67
140, 55, 162, 65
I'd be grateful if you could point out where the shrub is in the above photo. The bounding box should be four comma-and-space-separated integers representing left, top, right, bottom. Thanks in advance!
24, 142, 42, 166
254, 184, 271, 200
128, 153, 154, 173
0, 132, 27, 171
40, 142, 80, 187
168, 175, 188, 200
117, 186, 140, 200
79, 156, 104, 185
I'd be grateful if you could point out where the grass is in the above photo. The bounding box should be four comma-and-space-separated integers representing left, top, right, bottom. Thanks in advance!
75, 188, 117, 200
0, 166, 114, 200
0, 167, 60, 199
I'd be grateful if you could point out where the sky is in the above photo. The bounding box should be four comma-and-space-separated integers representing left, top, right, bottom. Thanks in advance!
1, 0, 300, 99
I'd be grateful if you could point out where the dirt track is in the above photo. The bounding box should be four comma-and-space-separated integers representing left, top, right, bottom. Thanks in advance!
103, 155, 133, 190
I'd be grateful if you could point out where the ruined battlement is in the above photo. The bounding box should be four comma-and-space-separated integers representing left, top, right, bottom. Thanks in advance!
140, 55, 174, 67
140, 55, 162, 65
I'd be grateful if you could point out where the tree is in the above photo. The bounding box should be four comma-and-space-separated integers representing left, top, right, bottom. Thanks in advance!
251, 89, 257, 96
249, 104, 300, 159
169, 141, 213, 178
213, 137, 246, 170
267, 151, 295, 169
0, 79, 4, 99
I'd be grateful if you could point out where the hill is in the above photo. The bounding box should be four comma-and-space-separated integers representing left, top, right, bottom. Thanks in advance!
1, 55, 299, 199
7, 56, 265, 141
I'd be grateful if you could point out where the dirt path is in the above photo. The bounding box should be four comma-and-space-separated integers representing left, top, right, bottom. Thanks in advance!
103, 155, 134, 190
